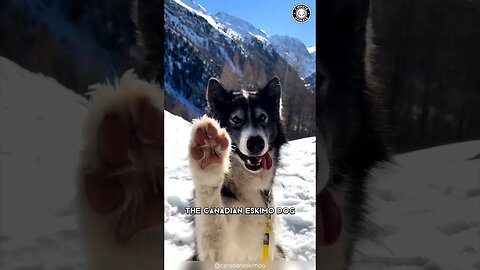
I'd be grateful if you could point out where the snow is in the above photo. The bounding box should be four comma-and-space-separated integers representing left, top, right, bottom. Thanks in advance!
165, 9, 207, 48
214, 12, 270, 43
169, 0, 236, 41
1, 56, 479, 270
269, 35, 316, 79
254, 34, 269, 43
353, 141, 480, 270
0, 56, 87, 269
307, 46, 316, 54
164, 114, 317, 267
173, 0, 207, 15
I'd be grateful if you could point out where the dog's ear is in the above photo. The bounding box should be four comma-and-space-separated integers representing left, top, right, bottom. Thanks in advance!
261, 76, 282, 105
207, 78, 229, 109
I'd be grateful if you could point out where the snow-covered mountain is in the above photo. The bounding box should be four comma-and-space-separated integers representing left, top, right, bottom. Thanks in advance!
269, 35, 316, 79
308, 47, 316, 69
214, 12, 269, 43
164, 0, 315, 138
1, 56, 479, 269
212, 11, 315, 80
304, 72, 316, 91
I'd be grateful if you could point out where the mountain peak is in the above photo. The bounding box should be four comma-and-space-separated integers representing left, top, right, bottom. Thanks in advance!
214, 12, 269, 41
269, 35, 304, 45
173, 0, 207, 15
268, 35, 315, 78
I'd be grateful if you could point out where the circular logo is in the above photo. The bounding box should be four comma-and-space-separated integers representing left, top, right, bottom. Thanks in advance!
292, 4, 311, 23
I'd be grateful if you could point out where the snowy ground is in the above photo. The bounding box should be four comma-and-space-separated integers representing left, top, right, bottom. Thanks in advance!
163, 113, 317, 268
0, 57, 87, 269
0, 56, 479, 269
353, 142, 480, 270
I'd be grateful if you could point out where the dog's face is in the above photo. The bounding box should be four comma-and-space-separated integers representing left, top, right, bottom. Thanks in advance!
206, 77, 285, 173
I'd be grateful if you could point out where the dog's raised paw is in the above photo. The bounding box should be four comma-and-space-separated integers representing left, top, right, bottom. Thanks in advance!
94, 96, 163, 179
190, 116, 230, 170
82, 81, 164, 241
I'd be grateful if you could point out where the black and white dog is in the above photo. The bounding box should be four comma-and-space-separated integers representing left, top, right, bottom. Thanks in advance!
316, 0, 389, 269
188, 77, 287, 261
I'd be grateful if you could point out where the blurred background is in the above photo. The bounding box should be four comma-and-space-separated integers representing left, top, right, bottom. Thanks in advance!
0, 0, 136, 96
372, 0, 480, 152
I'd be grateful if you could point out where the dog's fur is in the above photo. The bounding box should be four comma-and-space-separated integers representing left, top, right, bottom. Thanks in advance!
188, 77, 287, 262
76, 71, 164, 270
316, 0, 389, 269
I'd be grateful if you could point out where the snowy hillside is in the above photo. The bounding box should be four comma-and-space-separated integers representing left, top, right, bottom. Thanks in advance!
164, 0, 315, 125
1, 57, 479, 270
0, 57, 87, 269
214, 12, 269, 43
213, 11, 315, 78
304, 72, 316, 91
213, 10, 314, 79
269, 35, 316, 79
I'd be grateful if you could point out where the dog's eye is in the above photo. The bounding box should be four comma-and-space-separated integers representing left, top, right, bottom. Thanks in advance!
231, 116, 243, 124
258, 113, 267, 122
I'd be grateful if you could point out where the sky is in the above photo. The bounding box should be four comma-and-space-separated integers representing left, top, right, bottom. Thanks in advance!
194, 0, 316, 48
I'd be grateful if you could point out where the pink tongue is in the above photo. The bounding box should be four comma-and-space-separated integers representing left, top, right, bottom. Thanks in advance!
317, 189, 342, 246
258, 153, 272, 170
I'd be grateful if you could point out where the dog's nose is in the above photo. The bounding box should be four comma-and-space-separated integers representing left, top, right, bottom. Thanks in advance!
247, 136, 265, 154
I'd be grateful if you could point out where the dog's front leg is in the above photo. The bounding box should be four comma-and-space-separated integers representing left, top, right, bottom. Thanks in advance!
189, 116, 231, 261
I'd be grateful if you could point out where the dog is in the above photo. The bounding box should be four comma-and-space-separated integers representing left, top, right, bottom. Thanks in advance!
76, 71, 165, 270
188, 77, 288, 262
316, 0, 389, 269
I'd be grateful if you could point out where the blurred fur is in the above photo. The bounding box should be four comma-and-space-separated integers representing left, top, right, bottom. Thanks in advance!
76, 71, 164, 270
316, 0, 389, 269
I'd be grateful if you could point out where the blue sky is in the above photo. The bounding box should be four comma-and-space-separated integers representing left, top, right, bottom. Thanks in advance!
194, 0, 316, 47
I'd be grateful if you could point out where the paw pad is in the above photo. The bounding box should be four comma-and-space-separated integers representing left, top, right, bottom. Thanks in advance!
191, 122, 229, 169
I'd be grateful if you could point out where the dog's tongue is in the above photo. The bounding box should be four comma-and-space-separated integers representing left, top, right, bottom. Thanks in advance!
318, 189, 342, 246
258, 153, 272, 170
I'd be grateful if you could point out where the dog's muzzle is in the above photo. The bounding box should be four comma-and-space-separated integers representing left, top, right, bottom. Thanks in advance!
232, 144, 272, 172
